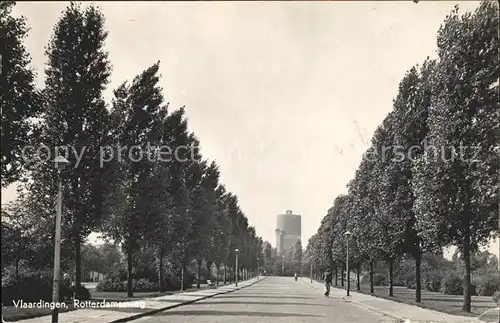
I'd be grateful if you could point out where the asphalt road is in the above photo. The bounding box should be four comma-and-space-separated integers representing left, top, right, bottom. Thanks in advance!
132, 276, 398, 323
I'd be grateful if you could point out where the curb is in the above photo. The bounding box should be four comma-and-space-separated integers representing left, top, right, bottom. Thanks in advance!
300, 278, 403, 322
301, 278, 484, 323
348, 300, 404, 323
109, 277, 266, 323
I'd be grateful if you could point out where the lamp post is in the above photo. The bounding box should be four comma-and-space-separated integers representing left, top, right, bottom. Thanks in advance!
281, 253, 284, 276
52, 156, 69, 323
235, 249, 239, 286
345, 231, 352, 297
257, 257, 259, 279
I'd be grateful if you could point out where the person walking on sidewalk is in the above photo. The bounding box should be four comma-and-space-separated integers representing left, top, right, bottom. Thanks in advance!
323, 269, 332, 297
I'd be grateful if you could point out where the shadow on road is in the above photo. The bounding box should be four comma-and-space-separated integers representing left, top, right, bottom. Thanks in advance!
217, 295, 316, 300
195, 301, 330, 307
154, 310, 322, 317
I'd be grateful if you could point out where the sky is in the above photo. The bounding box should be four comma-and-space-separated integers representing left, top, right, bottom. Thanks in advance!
2, 1, 498, 257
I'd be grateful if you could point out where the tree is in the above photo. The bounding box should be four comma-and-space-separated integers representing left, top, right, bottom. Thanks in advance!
98, 242, 122, 276
211, 185, 230, 285
1, 203, 33, 279
157, 107, 193, 290
104, 62, 166, 296
26, 2, 112, 290
0, 1, 40, 187
262, 241, 274, 273
81, 244, 103, 279
370, 113, 407, 297
1, 196, 75, 274
388, 59, 438, 302
413, 2, 499, 312
292, 240, 303, 263
190, 160, 220, 288
348, 157, 380, 293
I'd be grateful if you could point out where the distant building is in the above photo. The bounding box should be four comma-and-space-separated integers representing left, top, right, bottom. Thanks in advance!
275, 210, 301, 255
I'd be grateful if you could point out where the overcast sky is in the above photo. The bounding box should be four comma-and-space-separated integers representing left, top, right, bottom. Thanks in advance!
3, 1, 498, 256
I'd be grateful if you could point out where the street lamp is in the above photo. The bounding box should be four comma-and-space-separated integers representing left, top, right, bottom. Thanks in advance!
281, 253, 284, 276
345, 231, 352, 297
52, 156, 69, 323
310, 262, 313, 283
257, 257, 259, 279
235, 249, 239, 286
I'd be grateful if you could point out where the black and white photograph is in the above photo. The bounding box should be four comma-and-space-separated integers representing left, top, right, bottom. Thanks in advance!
1, 1, 499, 322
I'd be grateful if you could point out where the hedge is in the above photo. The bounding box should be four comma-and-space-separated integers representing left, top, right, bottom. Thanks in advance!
1, 272, 90, 305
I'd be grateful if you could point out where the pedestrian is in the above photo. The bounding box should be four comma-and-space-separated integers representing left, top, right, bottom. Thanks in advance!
62, 273, 72, 301
323, 269, 332, 297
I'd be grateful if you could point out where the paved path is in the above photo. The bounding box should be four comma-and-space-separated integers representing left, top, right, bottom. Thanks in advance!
303, 277, 492, 323
131, 276, 397, 323
15, 278, 263, 323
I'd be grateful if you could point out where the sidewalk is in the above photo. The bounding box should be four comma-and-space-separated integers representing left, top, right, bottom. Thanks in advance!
301, 278, 495, 323
15, 277, 265, 323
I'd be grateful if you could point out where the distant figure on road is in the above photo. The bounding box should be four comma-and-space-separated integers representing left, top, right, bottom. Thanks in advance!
294, 272, 297, 281
323, 269, 332, 297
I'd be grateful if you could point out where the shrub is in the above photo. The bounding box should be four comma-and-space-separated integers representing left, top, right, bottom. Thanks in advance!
441, 271, 463, 295
74, 286, 91, 300
423, 270, 442, 292
95, 278, 158, 292
96, 278, 126, 292
403, 272, 416, 289
360, 274, 370, 285
475, 272, 500, 296
492, 291, 499, 305
134, 266, 159, 283
165, 276, 181, 290
133, 278, 158, 292
105, 267, 127, 281
1, 272, 52, 304
373, 274, 387, 286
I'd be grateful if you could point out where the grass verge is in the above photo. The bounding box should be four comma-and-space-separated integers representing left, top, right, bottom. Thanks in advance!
325, 279, 496, 317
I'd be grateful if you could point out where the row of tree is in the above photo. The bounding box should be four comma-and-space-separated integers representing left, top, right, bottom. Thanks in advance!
1, 1, 263, 296
259, 240, 304, 276
304, 1, 499, 313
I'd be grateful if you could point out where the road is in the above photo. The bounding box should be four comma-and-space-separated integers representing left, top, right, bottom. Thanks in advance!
132, 276, 397, 323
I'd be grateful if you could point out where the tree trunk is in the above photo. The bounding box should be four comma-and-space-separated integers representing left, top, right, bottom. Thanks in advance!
180, 266, 184, 291
341, 265, 345, 287
207, 261, 214, 281
370, 260, 374, 294
127, 244, 133, 297
388, 259, 394, 297
462, 239, 472, 312
334, 264, 338, 286
347, 263, 351, 292
75, 235, 82, 289
216, 264, 220, 285
197, 259, 202, 289
223, 264, 227, 284
415, 253, 422, 303
158, 249, 164, 292
15, 259, 20, 281
356, 262, 360, 291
